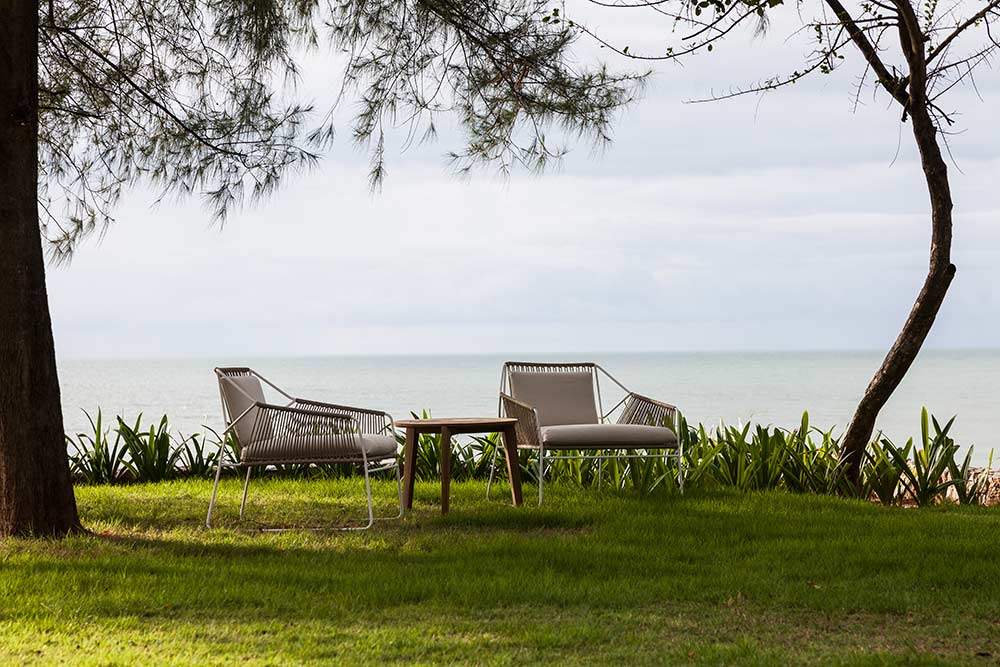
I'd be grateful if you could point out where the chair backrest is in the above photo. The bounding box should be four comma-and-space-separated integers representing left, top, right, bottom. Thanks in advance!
216, 368, 272, 445
506, 364, 599, 427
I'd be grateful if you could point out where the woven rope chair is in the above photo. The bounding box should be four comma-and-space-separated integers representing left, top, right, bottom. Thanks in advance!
487, 361, 683, 505
206, 367, 402, 531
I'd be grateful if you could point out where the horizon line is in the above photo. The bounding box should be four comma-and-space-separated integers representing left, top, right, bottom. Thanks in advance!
58, 345, 1000, 363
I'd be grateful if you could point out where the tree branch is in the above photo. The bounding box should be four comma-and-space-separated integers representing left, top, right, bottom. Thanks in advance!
927, 0, 1000, 63
892, 0, 928, 100
823, 0, 908, 104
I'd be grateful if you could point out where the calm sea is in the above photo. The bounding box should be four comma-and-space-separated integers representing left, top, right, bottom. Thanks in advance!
58, 351, 999, 465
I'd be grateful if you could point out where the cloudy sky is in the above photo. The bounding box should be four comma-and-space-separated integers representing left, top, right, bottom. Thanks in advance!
46, 3, 1000, 359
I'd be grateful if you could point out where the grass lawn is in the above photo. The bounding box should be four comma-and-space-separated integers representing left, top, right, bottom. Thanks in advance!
2, 478, 1000, 666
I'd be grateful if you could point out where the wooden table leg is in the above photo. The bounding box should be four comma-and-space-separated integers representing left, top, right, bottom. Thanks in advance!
440, 426, 452, 514
501, 425, 523, 507
402, 427, 417, 510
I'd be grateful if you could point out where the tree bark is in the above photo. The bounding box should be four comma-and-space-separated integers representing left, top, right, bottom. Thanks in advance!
0, 0, 82, 536
841, 28, 956, 482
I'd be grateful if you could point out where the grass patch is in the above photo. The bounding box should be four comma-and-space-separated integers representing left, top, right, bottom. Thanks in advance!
2, 479, 999, 665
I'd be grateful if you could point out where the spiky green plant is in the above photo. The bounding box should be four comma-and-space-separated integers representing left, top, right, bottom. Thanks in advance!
781, 417, 855, 497
863, 435, 911, 506
174, 432, 219, 478
66, 409, 128, 485
888, 409, 958, 507
118, 415, 181, 484
947, 444, 992, 506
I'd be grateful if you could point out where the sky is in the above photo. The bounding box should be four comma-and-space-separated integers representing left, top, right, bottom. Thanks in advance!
46, 3, 1000, 359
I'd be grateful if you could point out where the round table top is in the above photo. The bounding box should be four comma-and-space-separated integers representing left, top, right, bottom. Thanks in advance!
395, 417, 517, 428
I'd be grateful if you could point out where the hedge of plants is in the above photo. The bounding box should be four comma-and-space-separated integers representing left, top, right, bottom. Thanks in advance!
66, 408, 995, 506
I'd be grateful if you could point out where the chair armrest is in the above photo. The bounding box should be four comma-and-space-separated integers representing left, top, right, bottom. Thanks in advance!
292, 398, 393, 435
500, 393, 541, 449
617, 393, 677, 429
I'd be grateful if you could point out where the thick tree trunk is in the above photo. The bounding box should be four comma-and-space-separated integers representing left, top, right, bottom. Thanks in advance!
0, 0, 82, 536
841, 97, 956, 483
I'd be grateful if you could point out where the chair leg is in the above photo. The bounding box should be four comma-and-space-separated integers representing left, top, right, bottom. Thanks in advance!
368, 458, 405, 522
394, 459, 404, 518
258, 460, 392, 533
205, 448, 226, 529
335, 459, 376, 532
375, 458, 404, 521
539, 451, 545, 505
677, 445, 684, 495
239, 466, 253, 519
485, 441, 502, 499
361, 460, 375, 529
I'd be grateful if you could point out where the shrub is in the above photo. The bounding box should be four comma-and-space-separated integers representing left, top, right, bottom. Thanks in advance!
890, 409, 958, 507
64, 406, 994, 506
864, 436, 911, 505
67, 409, 128, 485
117, 414, 181, 483
174, 431, 219, 478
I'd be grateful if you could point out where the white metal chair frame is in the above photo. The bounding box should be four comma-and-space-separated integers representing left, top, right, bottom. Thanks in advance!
206, 367, 403, 531
487, 361, 684, 505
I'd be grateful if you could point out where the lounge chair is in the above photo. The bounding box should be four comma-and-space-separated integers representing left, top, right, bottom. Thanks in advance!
488, 361, 682, 505
206, 367, 402, 530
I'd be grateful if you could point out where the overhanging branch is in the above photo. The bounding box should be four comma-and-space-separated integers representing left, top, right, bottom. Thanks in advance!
823, 0, 908, 105
927, 0, 1000, 63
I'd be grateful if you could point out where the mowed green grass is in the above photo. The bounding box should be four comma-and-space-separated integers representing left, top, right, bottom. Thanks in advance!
2, 478, 999, 666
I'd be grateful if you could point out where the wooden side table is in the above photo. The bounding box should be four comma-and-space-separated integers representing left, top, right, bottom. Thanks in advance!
395, 417, 523, 513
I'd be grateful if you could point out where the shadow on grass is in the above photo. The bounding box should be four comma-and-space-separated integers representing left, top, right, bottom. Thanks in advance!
78, 478, 612, 532
2, 480, 992, 626
5, 481, 1000, 666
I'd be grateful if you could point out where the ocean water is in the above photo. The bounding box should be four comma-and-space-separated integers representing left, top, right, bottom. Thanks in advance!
58, 350, 999, 464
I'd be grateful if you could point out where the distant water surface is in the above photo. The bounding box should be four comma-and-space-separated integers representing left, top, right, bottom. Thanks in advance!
59, 351, 999, 464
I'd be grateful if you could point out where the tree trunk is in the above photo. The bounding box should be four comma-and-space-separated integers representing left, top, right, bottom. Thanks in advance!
841, 96, 956, 484
0, 0, 82, 536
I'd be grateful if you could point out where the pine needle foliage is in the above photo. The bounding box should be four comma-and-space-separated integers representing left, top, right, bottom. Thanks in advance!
38, 0, 323, 260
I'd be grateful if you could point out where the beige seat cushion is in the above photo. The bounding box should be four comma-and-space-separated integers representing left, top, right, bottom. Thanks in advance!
241, 434, 397, 464
219, 374, 274, 444
509, 371, 599, 426
539, 424, 678, 450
